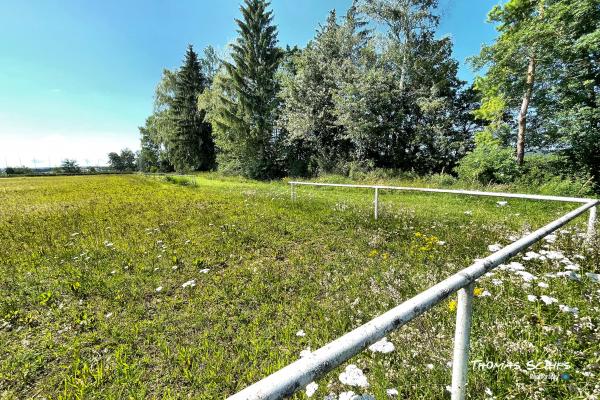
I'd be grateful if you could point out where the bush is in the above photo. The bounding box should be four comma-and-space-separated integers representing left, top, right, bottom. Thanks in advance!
516, 154, 593, 195
455, 131, 519, 184
61, 159, 81, 174
426, 173, 457, 187
164, 175, 197, 187
5, 166, 32, 175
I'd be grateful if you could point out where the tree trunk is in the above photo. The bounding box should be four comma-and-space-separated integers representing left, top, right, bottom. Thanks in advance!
516, 55, 536, 166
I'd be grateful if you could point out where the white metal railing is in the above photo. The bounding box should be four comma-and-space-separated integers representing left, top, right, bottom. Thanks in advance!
229, 182, 598, 400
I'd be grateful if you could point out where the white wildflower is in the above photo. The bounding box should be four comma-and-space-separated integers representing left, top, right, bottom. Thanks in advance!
155, 286, 163, 292
386, 388, 399, 397
515, 271, 537, 282
199, 269, 210, 274
305, 382, 318, 397
527, 295, 537, 302
296, 330, 306, 337
181, 279, 196, 288
544, 234, 557, 243
426, 364, 434, 370
300, 347, 312, 358
339, 364, 369, 388
339, 393, 374, 400
557, 271, 581, 281
542, 250, 564, 260
559, 304, 579, 315
497, 201, 508, 207
522, 251, 541, 260
464, 211, 473, 215
368, 337, 395, 354
500, 261, 525, 271
540, 295, 558, 305
488, 244, 503, 252
537, 282, 549, 288
492, 279, 503, 286
339, 392, 356, 400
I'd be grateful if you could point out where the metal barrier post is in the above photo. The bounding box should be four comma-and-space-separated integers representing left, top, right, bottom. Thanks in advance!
374, 188, 379, 220
451, 282, 474, 400
587, 206, 596, 242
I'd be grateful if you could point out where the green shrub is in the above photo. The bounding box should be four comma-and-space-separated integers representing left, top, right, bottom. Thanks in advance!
455, 131, 519, 184
5, 166, 33, 175
164, 175, 197, 187
426, 173, 457, 187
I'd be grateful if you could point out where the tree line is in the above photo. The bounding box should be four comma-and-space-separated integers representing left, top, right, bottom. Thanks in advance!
138, 0, 599, 189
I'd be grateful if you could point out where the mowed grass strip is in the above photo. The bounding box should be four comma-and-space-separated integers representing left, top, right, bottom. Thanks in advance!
0, 175, 598, 399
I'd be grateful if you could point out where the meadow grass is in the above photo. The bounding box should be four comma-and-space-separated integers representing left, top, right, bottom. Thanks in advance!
0, 174, 598, 399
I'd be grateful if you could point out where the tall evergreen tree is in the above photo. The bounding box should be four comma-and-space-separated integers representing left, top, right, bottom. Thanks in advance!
167, 45, 215, 172
210, 0, 283, 179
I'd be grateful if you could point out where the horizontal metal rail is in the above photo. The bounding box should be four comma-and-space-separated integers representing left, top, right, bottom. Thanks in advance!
289, 181, 595, 203
229, 183, 597, 400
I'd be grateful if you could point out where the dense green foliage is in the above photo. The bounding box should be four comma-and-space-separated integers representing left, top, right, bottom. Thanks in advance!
108, 149, 137, 172
137, 0, 598, 192
60, 159, 81, 174
138, 47, 216, 173
204, 0, 283, 179
472, 0, 599, 185
1, 175, 598, 398
167, 46, 215, 172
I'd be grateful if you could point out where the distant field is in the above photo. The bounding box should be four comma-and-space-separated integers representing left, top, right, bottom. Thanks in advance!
0, 175, 598, 399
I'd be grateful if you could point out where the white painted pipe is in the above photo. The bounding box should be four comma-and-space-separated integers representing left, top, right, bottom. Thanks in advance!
228, 200, 598, 400
451, 283, 474, 400
374, 188, 379, 220
587, 206, 596, 242
288, 181, 594, 204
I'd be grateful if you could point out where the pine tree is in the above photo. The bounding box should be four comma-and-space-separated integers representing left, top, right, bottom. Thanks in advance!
216, 0, 283, 179
167, 45, 215, 172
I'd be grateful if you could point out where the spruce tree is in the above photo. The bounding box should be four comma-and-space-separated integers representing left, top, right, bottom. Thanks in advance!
218, 0, 283, 179
168, 45, 215, 172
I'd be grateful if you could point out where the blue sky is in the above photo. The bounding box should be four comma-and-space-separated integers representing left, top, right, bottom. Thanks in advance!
0, 0, 499, 167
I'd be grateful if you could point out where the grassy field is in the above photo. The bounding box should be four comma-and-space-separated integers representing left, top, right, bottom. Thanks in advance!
0, 174, 598, 399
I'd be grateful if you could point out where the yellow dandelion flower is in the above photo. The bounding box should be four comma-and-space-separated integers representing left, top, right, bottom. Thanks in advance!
448, 300, 457, 312
474, 288, 484, 297
382, 253, 389, 260
415, 232, 423, 238
368, 249, 378, 257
